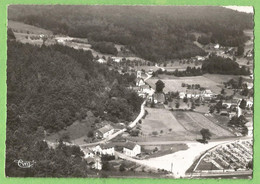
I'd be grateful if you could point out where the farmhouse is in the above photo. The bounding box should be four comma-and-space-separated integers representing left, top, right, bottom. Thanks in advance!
95, 124, 114, 139
153, 93, 166, 104
93, 143, 115, 156
123, 142, 141, 157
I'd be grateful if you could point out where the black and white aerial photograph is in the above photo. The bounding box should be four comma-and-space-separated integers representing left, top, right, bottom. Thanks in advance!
6, 5, 254, 179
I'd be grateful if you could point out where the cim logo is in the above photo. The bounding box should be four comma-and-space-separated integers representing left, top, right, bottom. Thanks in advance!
14, 159, 36, 168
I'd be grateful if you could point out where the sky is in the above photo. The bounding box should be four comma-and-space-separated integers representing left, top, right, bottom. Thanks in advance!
224, 6, 254, 14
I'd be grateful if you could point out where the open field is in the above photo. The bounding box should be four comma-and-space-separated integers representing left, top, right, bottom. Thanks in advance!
146, 74, 235, 95
135, 107, 234, 143
141, 107, 186, 136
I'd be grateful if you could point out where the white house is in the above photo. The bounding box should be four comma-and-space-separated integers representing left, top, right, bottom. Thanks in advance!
179, 92, 186, 99
214, 44, 220, 49
246, 99, 253, 108
93, 143, 115, 156
202, 89, 214, 98
186, 89, 202, 99
92, 156, 102, 170
95, 124, 114, 139
97, 58, 107, 64
136, 78, 145, 86
140, 85, 154, 96
112, 57, 122, 63
245, 121, 253, 137
123, 142, 141, 157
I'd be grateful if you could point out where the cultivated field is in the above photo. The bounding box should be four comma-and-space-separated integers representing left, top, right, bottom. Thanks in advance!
138, 107, 233, 142
172, 111, 234, 137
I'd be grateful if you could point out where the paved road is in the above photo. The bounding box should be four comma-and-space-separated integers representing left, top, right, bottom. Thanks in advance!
124, 136, 251, 146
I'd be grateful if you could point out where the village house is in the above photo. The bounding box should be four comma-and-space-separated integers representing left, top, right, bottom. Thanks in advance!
222, 99, 241, 108
186, 89, 202, 99
140, 85, 155, 96
91, 156, 102, 170
153, 92, 166, 104
123, 142, 141, 157
97, 58, 107, 64
93, 143, 115, 156
95, 124, 114, 139
136, 78, 145, 86
245, 120, 253, 137
179, 92, 186, 99
111, 57, 122, 63
83, 148, 95, 159
201, 89, 214, 98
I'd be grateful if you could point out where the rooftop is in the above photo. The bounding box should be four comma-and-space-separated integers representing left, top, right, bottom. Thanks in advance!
124, 141, 138, 150
97, 124, 114, 134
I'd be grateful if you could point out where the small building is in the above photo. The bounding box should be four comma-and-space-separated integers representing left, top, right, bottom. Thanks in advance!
202, 89, 214, 98
179, 92, 186, 99
123, 142, 141, 157
112, 57, 122, 63
140, 85, 154, 96
153, 93, 166, 104
214, 44, 220, 49
92, 156, 102, 170
223, 99, 241, 108
136, 78, 145, 87
83, 148, 94, 159
186, 89, 202, 99
93, 143, 115, 156
220, 110, 229, 116
95, 124, 114, 139
245, 121, 253, 137
97, 58, 107, 64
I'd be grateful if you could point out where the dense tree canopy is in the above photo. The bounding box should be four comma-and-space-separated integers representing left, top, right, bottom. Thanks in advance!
202, 55, 251, 75
8, 5, 253, 62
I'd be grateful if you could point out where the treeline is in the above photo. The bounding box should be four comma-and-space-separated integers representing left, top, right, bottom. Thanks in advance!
201, 55, 251, 75
8, 5, 253, 62
198, 32, 249, 47
154, 66, 203, 77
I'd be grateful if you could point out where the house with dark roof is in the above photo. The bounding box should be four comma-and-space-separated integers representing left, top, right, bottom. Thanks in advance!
123, 142, 141, 157
95, 124, 114, 139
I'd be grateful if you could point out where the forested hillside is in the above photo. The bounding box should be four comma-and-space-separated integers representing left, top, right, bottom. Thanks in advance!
8, 5, 253, 62
6, 39, 143, 176
7, 40, 143, 132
